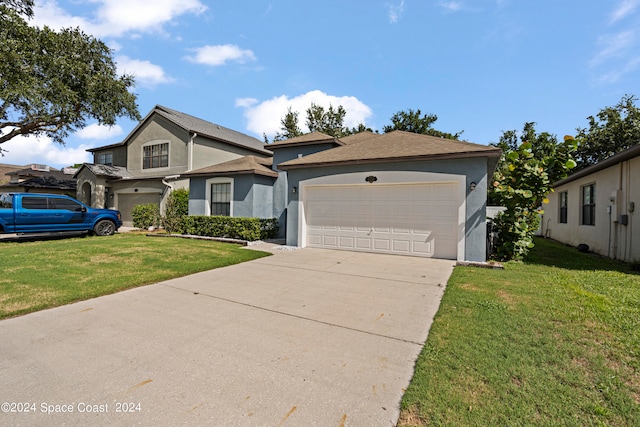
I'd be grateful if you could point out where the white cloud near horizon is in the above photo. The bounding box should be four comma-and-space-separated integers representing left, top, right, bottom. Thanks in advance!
185, 45, 257, 67
236, 90, 373, 139
116, 55, 174, 87
33, 0, 207, 38
1, 134, 92, 168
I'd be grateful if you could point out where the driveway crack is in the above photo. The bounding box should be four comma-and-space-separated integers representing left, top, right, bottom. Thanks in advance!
161, 283, 424, 346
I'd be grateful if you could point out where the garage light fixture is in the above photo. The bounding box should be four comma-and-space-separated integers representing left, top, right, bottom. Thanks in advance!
292, 186, 297, 193
469, 182, 477, 191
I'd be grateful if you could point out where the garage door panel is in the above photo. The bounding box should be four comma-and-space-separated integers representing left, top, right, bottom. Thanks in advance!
305, 183, 459, 260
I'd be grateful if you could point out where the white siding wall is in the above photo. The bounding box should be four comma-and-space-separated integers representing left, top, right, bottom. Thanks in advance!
546, 158, 639, 262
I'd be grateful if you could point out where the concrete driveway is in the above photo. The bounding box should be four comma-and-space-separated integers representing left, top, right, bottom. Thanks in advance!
0, 244, 454, 426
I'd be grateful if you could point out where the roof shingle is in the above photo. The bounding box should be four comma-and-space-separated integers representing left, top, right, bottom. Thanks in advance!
278, 131, 502, 169
185, 156, 278, 178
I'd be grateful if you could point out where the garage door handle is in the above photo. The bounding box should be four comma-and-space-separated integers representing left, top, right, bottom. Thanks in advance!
368, 228, 373, 235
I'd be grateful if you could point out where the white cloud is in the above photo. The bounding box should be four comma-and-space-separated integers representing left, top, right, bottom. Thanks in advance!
237, 90, 373, 139
387, 0, 405, 23
76, 124, 124, 140
0, 134, 92, 169
439, 1, 463, 12
589, 30, 637, 67
33, 0, 207, 38
610, 0, 640, 24
116, 55, 173, 87
185, 45, 257, 67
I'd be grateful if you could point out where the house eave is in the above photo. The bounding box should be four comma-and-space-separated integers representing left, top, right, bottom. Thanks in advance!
278, 150, 502, 170
553, 143, 640, 187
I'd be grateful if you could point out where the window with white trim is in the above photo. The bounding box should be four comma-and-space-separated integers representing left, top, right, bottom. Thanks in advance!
210, 183, 231, 216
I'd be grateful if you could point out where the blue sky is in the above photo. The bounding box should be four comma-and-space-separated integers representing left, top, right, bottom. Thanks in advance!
2, 0, 640, 169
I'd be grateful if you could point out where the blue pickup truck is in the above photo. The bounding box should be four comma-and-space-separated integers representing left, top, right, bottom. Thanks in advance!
0, 193, 122, 236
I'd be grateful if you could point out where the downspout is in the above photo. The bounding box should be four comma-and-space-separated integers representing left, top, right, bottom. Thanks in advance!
162, 175, 181, 197
188, 132, 197, 172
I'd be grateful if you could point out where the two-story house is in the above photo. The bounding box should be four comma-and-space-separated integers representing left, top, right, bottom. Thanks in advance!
75, 105, 271, 226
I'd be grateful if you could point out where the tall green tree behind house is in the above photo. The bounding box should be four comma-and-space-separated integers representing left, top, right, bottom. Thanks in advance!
383, 108, 463, 139
0, 0, 140, 149
272, 107, 303, 142
574, 94, 640, 170
489, 123, 578, 261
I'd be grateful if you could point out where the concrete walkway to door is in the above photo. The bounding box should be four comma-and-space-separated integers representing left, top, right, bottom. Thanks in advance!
0, 244, 455, 426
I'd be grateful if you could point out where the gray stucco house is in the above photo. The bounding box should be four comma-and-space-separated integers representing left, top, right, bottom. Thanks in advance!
187, 130, 501, 262
82, 106, 501, 262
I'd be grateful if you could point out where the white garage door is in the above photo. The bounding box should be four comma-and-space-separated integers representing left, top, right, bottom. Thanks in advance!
305, 183, 459, 259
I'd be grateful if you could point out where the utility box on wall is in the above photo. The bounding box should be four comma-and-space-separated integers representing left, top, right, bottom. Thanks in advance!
619, 214, 629, 226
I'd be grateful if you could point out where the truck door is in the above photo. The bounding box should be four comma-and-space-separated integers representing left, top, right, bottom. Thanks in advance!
50, 197, 88, 230
16, 196, 58, 232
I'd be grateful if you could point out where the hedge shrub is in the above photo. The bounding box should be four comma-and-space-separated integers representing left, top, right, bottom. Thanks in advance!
132, 203, 161, 229
180, 216, 278, 241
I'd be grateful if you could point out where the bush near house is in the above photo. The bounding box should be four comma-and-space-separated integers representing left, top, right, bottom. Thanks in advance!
180, 216, 279, 241
162, 189, 189, 233
132, 203, 161, 229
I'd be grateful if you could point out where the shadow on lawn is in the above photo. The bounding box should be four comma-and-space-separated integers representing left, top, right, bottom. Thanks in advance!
0, 231, 88, 243
523, 237, 638, 274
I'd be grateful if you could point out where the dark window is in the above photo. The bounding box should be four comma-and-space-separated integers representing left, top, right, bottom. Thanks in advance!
143, 143, 169, 169
582, 184, 596, 226
559, 191, 568, 224
211, 183, 231, 216
22, 197, 49, 210
98, 152, 113, 166
52, 198, 84, 211
0, 195, 12, 208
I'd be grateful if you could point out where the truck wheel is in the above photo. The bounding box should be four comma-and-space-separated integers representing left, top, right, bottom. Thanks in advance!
94, 220, 116, 236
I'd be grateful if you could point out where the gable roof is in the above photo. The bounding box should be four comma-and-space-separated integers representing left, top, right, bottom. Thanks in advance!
74, 163, 133, 180
265, 131, 342, 150
89, 105, 270, 156
278, 131, 502, 170
184, 155, 278, 178
553, 143, 640, 187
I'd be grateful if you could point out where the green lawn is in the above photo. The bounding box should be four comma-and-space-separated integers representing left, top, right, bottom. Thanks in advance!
0, 233, 270, 319
399, 238, 640, 426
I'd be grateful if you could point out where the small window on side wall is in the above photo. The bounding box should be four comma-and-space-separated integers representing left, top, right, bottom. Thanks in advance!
582, 184, 595, 226
559, 191, 568, 224
97, 152, 113, 166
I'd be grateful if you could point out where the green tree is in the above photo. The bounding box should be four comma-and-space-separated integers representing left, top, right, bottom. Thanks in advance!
269, 103, 365, 142
489, 124, 578, 261
0, 1, 140, 148
305, 103, 349, 137
574, 94, 640, 170
273, 107, 303, 142
383, 108, 462, 139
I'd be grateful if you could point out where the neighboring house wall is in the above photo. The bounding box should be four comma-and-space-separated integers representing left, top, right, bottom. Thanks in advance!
284, 157, 490, 262
546, 156, 639, 262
